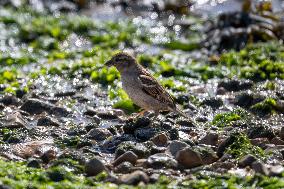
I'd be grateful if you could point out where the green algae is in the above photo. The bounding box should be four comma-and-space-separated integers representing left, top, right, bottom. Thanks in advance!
225, 133, 265, 159
0, 158, 283, 189
250, 98, 278, 115
212, 109, 248, 128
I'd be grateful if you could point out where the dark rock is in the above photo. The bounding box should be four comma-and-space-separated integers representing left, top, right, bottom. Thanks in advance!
238, 155, 257, 168
161, 121, 173, 130
0, 103, 4, 110
201, 97, 223, 109
87, 128, 112, 141
166, 140, 189, 157
37, 116, 60, 126
168, 128, 179, 140
114, 162, 133, 174
200, 147, 219, 165
115, 141, 151, 159
102, 134, 136, 153
0, 184, 11, 189
218, 79, 253, 91
84, 106, 97, 117
0, 95, 20, 106
134, 127, 160, 141
123, 117, 151, 134
41, 149, 57, 163
199, 132, 219, 146
15, 88, 27, 98
113, 151, 138, 167
76, 139, 93, 149
85, 122, 99, 132
151, 133, 169, 146
217, 137, 235, 157
27, 159, 42, 168
234, 92, 265, 108
0, 111, 28, 128
119, 170, 149, 185
54, 90, 76, 97
280, 127, 284, 140
95, 109, 121, 119
176, 147, 203, 168
20, 98, 70, 116
146, 153, 178, 169
251, 161, 269, 175
176, 95, 189, 104
247, 125, 275, 139
85, 158, 108, 176
195, 116, 208, 122
176, 119, 195, 127
150, 145, 167, 155
270, 137, 284, 145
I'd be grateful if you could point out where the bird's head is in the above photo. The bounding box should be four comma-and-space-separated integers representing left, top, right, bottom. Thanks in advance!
105, 52, 136, 72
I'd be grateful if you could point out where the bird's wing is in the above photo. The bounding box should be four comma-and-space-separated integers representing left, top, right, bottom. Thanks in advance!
138, 71, 176, 109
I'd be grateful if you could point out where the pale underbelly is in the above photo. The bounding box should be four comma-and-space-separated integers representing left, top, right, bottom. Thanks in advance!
122, 80, 167, 111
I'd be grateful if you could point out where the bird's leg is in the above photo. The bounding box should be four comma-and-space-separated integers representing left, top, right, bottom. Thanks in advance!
129, 110, 146, 120
152, 111, 160, 120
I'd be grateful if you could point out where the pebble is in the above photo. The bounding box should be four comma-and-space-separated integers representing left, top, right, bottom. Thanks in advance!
113, 151, 138, 167
27, 159, 42, 168
114, 162, 133, 174
175, 147, 203, 168
41, 149, 57, 163
37, 116, 60, 127
0, 94, 20, 106
238, 155, 257, 168
87, 128, 112, 141
20, 98, 70, 116
115, 141, 151, 159
166, 140, 189, 157
85, 158, 108, 176
280, 127, 284, 140
201, 97, 223, 109
119, 170, 149, 185
199, 132, 219, 146
151, 133, 169, 146
251, 161, 269, 175
0, 111, 28, 128
146, 153, 178, 169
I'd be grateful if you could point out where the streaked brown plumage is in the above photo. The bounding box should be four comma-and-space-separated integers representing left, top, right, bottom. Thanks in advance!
105, 52, 189, 118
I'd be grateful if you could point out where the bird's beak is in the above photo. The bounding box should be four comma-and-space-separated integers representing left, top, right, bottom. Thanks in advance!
105, 59, 114, 67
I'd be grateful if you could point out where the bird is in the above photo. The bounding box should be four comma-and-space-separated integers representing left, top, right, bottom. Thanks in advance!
105, 52, 190, 119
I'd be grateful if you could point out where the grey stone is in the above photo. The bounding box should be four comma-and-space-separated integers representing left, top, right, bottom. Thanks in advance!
87, 128, 112, 141
166, 140, 189, 157
85, 158, 108, 176
113, 151, 138, 167
238, 155, 257, 168
119, 170, 149, 185
146, 153, 178, 169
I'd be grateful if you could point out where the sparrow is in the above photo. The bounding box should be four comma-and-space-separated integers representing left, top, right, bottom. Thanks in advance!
105, 52, 189, 119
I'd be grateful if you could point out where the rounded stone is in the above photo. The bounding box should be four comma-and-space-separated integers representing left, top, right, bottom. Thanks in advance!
151, 133, 169, 146
85, 158, 108, 176
113, 151, 138, 167
175, 147, 203, 168
119, 170, 149, 185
